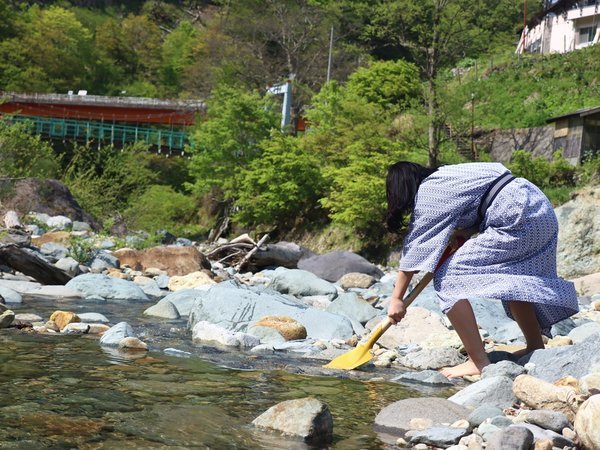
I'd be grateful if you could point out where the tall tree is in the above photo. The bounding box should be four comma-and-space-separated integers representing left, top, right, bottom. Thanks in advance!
351, 0, 523, 167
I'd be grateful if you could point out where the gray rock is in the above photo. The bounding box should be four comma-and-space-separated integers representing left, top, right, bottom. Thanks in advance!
14, 313, 43, 322
78, 312, 109, 323
555, 189, 600, 278
326, 292, 379, 323
247, 325, 286, 344
485, 426, 533, 450
0, 310, 15, 328
62, 323, 90, 334
155, 274, 170, 289
568, 322, 600, 343
72, 221, 91, 232
392, 370, 455, 387
507, 423, 574, 448
175, 237, 192, 246
192, 321, 260, 348
410, 426, 469, 447
551, 317, 578, 336
55, 256, 81, 277
252, 241, 305, 269
412, 289, 513, 342
449, 376, 516, 410
161, 289, 202, 316
477, 422, 501, 440
481, 360, 526, 380
375, 397, 470, 437
468, 405, 504, 428
298, 251, 384, 282
40, 242, 69, 262
514, 409, 570, 433
396, 347, 465, 370
521, 332, 600, 382
489, 415, 513, 428
135, 278, 166, 301
187, 282, 353, 341
99, 322, 135, 346
269, 268, 338, 300
47, 215, 72, 229
21, 285, 83, 301
252, 397, 333, 445
66, 274, 149, 302
90, 251, 120, 271
143, 299, 180, 319
0, 286, 22, 303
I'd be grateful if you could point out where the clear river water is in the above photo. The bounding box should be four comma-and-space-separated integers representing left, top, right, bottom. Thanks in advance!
0, 297, 456, 449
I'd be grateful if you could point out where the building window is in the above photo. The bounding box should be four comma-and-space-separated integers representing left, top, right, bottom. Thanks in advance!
578, 25, 598, 46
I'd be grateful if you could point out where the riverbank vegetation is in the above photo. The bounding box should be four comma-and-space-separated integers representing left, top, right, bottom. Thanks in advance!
1, 0, 599, 258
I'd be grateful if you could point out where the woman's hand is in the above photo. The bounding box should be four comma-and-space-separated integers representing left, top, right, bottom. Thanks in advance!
387, 297, 407, 324
388, 270, 414, 324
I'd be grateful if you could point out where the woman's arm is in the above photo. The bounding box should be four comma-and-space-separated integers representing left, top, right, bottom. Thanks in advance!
387, 270, 415, 324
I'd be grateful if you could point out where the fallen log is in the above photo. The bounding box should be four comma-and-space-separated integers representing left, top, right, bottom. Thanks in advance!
0, 244, 72, 285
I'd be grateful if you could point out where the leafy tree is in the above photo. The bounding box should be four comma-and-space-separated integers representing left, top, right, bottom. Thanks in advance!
121, 13, 162, 84
234, 133, 325, 228
161, 21, 198, 96
0, 120, 61, 178
346, 59, 421, 110
18, 6, 94, 92
341, 0, 524, 167
187, 84, 279, 203
303, 82, 423, 233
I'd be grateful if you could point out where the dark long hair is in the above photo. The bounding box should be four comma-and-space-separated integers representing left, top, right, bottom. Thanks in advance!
386, 161, 437, 233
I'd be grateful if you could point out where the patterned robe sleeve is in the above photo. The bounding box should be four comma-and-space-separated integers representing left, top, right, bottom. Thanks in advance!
398, 176, 481, 273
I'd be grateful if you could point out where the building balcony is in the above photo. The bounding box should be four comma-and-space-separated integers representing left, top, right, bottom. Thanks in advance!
567, 3, 600, 20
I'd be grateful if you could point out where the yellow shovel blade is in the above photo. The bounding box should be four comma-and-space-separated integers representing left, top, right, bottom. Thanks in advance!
323, 318, 390, 370
322, 343, 374, 370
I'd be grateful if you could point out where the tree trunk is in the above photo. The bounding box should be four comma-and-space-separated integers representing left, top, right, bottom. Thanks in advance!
0, 244, 72, 285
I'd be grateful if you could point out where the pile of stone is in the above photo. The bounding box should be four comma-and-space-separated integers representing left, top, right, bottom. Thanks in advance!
1, 208, 600, 449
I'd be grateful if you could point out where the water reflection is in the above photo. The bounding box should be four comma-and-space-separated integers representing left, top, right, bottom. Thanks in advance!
0, 331, 426, 449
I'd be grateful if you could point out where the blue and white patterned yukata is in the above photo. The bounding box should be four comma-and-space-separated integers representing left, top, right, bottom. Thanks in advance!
399, 162, 578, 330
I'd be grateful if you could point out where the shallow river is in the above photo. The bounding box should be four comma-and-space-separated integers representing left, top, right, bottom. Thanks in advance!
1, 298, 455, 449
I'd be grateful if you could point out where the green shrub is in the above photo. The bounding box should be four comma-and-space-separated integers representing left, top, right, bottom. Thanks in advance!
123, 184, 201, 237
0, 120, 61, 178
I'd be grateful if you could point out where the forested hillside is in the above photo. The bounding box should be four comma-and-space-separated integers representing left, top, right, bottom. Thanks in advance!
1, 0, 599, 257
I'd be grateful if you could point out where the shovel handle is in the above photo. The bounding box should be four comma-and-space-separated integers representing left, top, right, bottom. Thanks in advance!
396, 235, 466, 309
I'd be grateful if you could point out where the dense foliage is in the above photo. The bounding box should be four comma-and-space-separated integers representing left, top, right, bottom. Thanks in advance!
0, 0, 598, 254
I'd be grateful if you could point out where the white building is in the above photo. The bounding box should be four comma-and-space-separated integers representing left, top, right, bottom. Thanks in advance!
517, 0, 600, 54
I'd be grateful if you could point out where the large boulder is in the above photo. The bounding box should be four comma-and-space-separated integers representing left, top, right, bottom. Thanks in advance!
374, 397, 470, 439
251, 241, 307, 269
252, 397, 333, 445
187, 282, 353, 341
574, 395, 600, 450
269, 268, 338, 300
556, 188, 600, 278
65, 273, 149, 302
112, 246, 211, 277
0, 178, 98, 229
520, 332, 600, 382
298, 251, 384, 282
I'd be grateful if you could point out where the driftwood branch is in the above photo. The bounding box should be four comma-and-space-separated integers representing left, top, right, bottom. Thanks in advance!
235, 234, 270, 272
0, 244, 72, 285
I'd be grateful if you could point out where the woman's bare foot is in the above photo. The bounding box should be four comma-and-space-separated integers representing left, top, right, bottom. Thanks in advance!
440, 358, 490, 379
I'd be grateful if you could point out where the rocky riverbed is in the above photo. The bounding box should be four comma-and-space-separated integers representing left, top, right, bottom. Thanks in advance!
1, 203, 600, 449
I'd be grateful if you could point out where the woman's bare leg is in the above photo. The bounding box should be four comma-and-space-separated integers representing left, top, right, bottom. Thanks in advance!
441, 299, 491, 379
508, 301, 544, 357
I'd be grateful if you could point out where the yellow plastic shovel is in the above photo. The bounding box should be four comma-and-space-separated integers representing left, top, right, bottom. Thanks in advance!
323, 239, 464, 370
